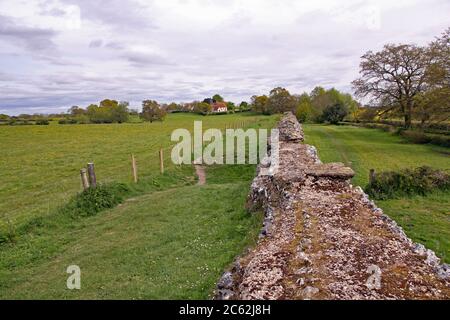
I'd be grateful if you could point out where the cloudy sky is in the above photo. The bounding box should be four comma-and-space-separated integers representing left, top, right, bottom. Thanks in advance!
0, 0, 449, 115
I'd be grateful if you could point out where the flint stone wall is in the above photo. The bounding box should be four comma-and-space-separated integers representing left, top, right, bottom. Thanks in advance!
215, 112, 449, 300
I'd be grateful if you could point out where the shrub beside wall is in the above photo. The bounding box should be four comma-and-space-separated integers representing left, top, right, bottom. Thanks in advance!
365, 166, 450, 200
399, 130, 450, 147
342, 122, 450, 148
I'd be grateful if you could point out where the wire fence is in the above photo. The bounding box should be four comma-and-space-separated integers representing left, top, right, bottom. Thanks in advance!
1, 117, 263, 225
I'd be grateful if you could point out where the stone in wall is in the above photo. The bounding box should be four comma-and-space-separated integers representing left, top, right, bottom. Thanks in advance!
278, 112, 304, 143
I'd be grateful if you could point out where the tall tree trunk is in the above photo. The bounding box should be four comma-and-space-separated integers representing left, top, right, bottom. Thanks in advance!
404, 113, 411, 129
404, 101, 413, 129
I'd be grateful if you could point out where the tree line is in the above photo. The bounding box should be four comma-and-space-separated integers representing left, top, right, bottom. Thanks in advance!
67, 99, 168, 124
67, 100, 130, 124
250, 86, 360, 124
64, 95, 251, 124
162, 94, 250, 115
0, 89, 359, 126
0, 95, 251, 125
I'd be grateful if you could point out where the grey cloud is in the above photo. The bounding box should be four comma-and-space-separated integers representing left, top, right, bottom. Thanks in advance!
0, 95, 89, 112
60, 0, 156, 31
328, 51, 355, 59
40, 8, 66, 17
89, 39, 103, 48
122, 52, 174, 67
39, 0, 69, 17
0, 72, 17, 82
0, 15, 56, 51
38, 55, 80, 66
105, 41, 124, 50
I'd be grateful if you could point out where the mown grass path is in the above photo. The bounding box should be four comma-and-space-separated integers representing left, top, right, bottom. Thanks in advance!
303, 124, 450, 263
304, 124, 449, 186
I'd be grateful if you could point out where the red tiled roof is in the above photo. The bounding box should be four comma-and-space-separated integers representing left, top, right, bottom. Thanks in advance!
212, 102, 227, 111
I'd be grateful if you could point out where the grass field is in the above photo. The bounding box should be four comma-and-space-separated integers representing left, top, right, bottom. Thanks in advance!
0, 113, 278, 299
1, 116, 448, 298
303, 124, 450, 263
0, 113, 270, 225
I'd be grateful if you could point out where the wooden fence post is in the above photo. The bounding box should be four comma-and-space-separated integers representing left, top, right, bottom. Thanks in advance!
159, 148, 164, 174
369, 169, 375, 185
87, 163, 97, 188
131, 154, 138, 183
80, 168, 89, 190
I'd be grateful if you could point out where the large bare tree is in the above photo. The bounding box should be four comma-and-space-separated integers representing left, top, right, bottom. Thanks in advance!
352, 44, 431, 128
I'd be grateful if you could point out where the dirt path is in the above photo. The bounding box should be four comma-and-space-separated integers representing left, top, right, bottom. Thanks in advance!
195, 165, 206, 185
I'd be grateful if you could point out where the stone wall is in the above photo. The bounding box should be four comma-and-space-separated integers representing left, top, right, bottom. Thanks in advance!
215, 112, 449, 300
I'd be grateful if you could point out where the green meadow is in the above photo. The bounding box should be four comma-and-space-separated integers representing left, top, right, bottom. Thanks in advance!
0, 113, 267, 225
0, 115, 448, 299
0, 113, 278, 299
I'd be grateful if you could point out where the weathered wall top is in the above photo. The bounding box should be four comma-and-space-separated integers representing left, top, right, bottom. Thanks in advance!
278, 112, 304, 143
215, 112, 449, 300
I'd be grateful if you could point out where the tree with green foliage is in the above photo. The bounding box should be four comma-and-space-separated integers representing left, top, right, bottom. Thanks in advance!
294, 93, 312, 122
166, 102, 179, 112
99, 99, 117, 108
307, 87, 359, 122
86, 104, 103, 123
415, 28, 450, 127
194, 102, 212, 115
85, 100, 129, 123
321, 103, 348, 124
309, 87, 329, 120
310, 87, 338, 121
113, 101, 130, 123
141, 100, 166, 122
250, 95, 269, 114
68, 106, 85, 116
239, 101, 249, 111
226, 102, 235, 113
296, 102, 312, 123
267, 87, 297, 114
212, 94, 224, 102
340, 93, 360, 121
